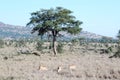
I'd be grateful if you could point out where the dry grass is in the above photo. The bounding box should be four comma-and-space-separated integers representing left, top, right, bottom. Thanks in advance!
0, 42, 120, 80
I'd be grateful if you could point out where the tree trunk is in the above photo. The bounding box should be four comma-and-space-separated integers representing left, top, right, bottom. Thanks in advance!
53, 35, 57, 55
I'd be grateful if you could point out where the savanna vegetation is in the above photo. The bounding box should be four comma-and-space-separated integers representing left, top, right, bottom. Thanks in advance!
0, 7, 120, 80
27, 7, 82, 55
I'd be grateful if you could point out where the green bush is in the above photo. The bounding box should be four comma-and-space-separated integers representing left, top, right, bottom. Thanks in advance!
36, 40, 44, 51
57, 42, 64, 53
111, 45, 120, 58
109, 30, 120, 58
71, 38, 79, 46
109, 51, 120, 58
107, 47, 113, 52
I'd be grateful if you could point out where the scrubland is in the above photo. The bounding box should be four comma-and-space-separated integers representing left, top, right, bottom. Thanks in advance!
0, 40, 120, 80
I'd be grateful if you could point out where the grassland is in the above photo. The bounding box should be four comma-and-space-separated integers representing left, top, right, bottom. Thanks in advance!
0, 40, 120, 80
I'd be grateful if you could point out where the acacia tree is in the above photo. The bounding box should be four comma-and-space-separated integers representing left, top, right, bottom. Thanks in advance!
27, 7, 82, 55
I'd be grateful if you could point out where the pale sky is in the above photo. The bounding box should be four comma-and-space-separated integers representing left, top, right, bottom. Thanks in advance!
0, 0, 120, 38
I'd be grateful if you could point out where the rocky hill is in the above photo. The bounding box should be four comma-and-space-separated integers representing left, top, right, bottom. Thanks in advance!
0, 21, 104, 40
0, 22, 33, 39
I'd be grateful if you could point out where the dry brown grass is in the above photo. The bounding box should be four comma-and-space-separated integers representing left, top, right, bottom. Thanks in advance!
0, 42, 120, 80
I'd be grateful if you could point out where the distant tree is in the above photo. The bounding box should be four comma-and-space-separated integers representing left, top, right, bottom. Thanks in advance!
100, 36, 113, 43
109, 29, 120, 58
117, 30, 120, 40
27, 7, 82, 55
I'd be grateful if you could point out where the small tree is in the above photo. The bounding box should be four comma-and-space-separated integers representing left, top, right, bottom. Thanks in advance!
27, 7, 82, 55
109, 30, 120, 58
116, 30, 120, 53
117, 30, 120, 39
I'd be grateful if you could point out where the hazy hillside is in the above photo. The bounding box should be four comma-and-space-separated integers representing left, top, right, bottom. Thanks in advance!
0, 22, 33, 39
0, 21, 104, 40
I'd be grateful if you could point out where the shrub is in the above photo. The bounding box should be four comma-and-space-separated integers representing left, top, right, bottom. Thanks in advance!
110, 45, 120, 58
35, 40, 44, 51
109, 30, 120, 58
71, 38, 79, 45
57, 42, 64, 53
107, 47, 113, 52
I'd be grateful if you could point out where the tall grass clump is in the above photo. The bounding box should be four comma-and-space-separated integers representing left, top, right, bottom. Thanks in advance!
57, 42, 64, 53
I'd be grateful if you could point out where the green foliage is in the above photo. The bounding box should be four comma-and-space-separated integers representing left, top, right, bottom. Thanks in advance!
71, 38, 79, 45
109, 30, 120, 58
108, 47, 112, 52
27, 7, 82, 55
114, 30, 120, 58
27, 7, 82, 35
78, 37, 85, 41
35, 40, 44, 51
57, 42, 64, 53
117, 30, 120, 39
113, 44, 120, 58
100, 36, 113, 43
109, 51, 120, 58
106, 47, 113, 53
100, 46, 113, 54
27, 7, 82, 37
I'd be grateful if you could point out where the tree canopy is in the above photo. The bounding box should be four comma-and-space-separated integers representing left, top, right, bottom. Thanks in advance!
27, 7, 83, 55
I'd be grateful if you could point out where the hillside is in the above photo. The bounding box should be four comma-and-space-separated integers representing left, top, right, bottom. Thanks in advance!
0, 21, 104, 40
0, 22, 33, 39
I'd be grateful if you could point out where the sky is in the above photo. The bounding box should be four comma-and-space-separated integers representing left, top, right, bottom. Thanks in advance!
0, 0, 120, 38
